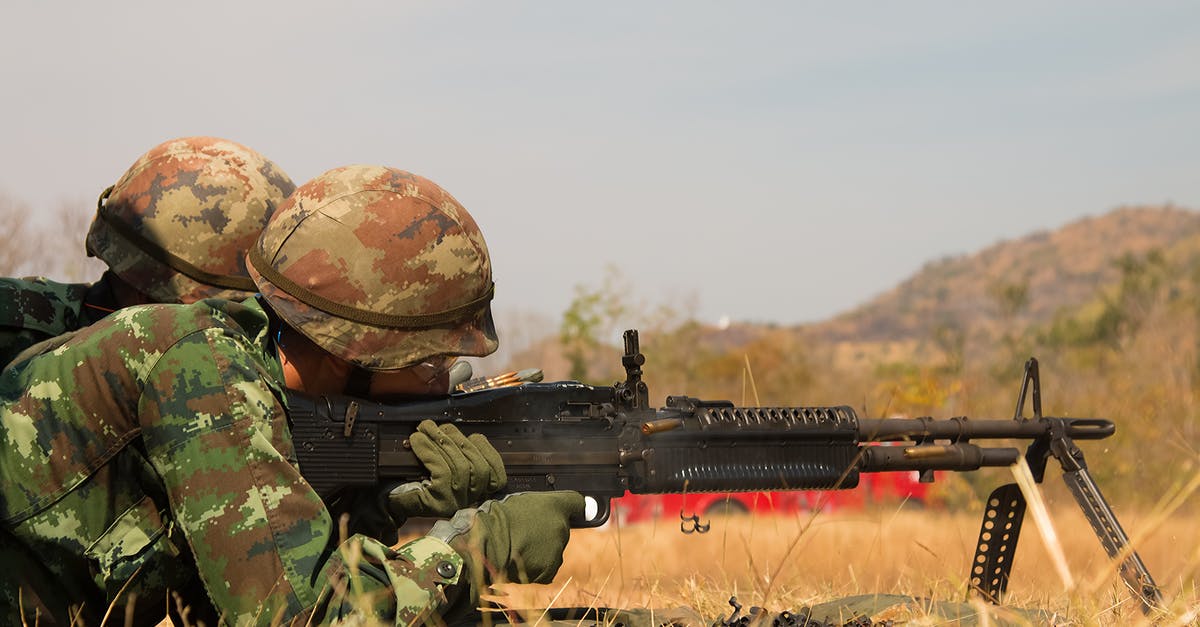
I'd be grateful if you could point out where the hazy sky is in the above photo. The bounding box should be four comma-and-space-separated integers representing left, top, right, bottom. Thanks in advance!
3, 1, 1198, 328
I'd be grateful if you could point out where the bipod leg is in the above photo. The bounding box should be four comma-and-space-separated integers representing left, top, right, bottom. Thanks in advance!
1061, 467, 1165, 615
968, 483, 1027, 604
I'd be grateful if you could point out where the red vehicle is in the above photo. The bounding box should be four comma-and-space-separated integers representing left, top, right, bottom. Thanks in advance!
611, 470, 933, 525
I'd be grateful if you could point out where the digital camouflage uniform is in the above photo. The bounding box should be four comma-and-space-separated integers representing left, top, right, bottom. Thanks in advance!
0, 276, 114, 366
0, 136, 293, 369
0, 297, 465, 626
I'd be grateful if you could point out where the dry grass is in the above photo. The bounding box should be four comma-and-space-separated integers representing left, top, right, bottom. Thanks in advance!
487, 504, 1199, 625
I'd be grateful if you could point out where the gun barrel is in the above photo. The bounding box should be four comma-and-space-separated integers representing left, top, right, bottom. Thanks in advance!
857, 417, 1114, 441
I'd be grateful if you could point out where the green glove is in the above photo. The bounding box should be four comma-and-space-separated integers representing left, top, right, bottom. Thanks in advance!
431, 491, 584, 609
386, 420, 507, 522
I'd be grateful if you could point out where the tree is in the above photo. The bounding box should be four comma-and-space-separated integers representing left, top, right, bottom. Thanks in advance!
0, 191, 100, 280
559, 266, 630, 383
0, 192, 41, 276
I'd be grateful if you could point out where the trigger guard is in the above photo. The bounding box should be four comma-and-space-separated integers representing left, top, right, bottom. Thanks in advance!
569, 496, 611, 529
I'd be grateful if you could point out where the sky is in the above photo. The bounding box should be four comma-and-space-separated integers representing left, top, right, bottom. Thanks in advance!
2, 1, 1199, 330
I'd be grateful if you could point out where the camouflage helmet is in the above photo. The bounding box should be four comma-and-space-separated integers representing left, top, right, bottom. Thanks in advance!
86, 136, 295, 303
247, 165, 498, 371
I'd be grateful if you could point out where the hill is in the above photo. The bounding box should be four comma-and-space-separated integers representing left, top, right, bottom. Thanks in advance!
813, 205, 1200, 342
492, 204, 1200, 379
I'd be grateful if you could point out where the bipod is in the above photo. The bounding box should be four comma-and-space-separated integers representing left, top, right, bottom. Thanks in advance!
967, 358, 1165, 615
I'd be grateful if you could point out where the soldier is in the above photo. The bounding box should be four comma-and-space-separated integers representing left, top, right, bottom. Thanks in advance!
0, 165, 583, 625
0, 136, 295, 366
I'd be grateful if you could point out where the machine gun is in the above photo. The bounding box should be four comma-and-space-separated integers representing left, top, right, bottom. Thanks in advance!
290, 329, 1164, 614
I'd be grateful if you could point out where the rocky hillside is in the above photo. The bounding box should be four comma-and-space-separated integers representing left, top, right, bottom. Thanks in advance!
810, 205, 1200, 345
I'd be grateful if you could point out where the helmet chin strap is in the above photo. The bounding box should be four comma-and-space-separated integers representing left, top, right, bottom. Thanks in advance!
344, 366, 374, 399
94, 188, 257, 292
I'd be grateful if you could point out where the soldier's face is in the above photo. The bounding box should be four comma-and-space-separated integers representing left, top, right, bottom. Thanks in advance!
279, 344, 354, 395
277, 323, 454, 397
363, 365, 453, 398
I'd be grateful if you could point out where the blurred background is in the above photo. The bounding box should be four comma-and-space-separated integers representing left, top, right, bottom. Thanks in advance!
3, 0, 1198, 510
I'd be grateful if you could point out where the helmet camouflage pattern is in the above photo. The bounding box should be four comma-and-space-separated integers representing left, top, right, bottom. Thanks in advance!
85, 136, 295, 303
248, 165, 498, 371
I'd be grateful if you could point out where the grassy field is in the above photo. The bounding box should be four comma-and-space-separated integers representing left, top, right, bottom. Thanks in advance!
489, 503, 1199, 625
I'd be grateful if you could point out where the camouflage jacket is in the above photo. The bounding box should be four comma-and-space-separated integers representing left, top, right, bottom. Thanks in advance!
0, 276, 116, 368
0, 297, 465, 626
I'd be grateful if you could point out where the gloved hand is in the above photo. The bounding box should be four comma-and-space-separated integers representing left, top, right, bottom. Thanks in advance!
431, 491, 584, 609
385, 420, 507, 522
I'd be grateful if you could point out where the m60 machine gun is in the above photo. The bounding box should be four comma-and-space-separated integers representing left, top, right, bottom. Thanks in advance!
291, 330, 1164, 614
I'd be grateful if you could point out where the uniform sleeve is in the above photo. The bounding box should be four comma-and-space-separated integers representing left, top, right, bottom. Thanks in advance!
137, 327, 465, 625
0, 278, 89, 368
0, 328, 51, 368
